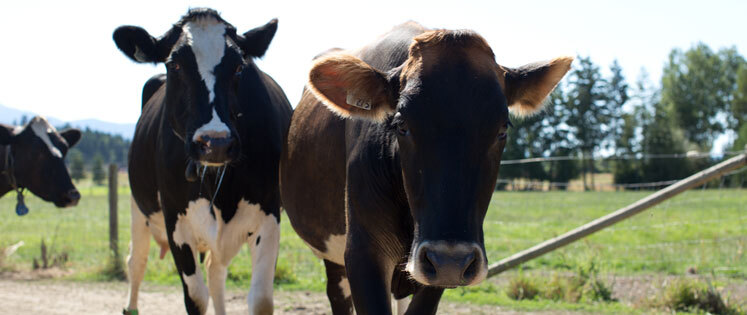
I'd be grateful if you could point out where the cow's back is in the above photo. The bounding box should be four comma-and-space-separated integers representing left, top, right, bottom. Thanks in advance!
280, 22, 426, 261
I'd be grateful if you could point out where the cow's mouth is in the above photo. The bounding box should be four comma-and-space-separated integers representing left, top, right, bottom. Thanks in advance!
192, 135, 238, 166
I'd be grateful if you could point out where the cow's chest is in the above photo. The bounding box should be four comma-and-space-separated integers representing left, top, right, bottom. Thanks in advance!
169, 198, 266, 263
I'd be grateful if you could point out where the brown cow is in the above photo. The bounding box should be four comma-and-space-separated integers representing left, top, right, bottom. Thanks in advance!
281, 21, 571, 314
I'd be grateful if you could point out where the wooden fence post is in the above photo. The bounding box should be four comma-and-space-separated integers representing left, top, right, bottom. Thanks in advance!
487, 152, 747, 278
108, 163, 119, 260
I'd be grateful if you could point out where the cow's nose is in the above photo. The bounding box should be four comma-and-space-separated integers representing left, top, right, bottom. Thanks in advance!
413, 241, 486, 287
62, 189, 80, 207
193, 135, 238, 165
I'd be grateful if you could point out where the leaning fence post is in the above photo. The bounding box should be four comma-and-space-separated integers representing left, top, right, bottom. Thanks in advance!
109, 163, 119, 260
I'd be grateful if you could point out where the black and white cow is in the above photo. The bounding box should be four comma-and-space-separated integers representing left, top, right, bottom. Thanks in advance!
280, 22, 572, 314
113, 8, 291, 315
0, 117, 81, 208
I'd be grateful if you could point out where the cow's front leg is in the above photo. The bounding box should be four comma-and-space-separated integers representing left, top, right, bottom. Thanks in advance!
168, 216, 209, 315
247, 212, 280, 315
124, 198, 151, 314
324, 259, 354, 315
404, 286, 444, 315
205, 252, 228, 315
345, 233, 395, 315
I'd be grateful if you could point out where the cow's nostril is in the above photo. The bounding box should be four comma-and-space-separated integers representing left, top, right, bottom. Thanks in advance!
420, 247, 438, 278
462, 251, 478, 280
68, 189, 81, 201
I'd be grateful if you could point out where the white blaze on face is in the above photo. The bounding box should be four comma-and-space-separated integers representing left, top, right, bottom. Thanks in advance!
29, 117, 62, 158
183, 19, 226, 103
183, 19, 231, 142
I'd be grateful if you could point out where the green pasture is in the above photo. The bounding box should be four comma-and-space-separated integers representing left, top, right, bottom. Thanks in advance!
1, 178, 744, 313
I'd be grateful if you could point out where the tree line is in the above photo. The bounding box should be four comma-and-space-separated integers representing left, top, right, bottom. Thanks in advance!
64, 127, 130, 185
500, 42, 747, 190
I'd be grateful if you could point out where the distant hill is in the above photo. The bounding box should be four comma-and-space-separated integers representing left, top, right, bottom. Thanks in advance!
0, 103, 135, 139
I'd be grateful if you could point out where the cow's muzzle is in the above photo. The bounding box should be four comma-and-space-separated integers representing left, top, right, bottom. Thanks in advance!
193, 135, 238, 166
407, 240, 487, 287
55, 189, 80, 208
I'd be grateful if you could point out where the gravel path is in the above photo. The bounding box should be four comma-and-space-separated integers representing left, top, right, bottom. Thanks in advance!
0, 277, 571, 315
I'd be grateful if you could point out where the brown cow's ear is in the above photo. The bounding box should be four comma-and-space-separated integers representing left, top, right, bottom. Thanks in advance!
308, 54, 396, 122
500, 56, 573, 116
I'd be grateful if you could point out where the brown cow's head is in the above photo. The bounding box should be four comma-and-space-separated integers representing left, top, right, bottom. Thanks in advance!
113, 8, 278, 167
308, 30, 571, 287
0, 117, 82, 207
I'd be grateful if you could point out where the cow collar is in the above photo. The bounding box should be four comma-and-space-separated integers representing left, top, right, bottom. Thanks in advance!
3, 145, 28, 216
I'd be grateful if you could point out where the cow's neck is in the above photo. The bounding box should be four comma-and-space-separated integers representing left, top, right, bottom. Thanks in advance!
0, 144, 14, 196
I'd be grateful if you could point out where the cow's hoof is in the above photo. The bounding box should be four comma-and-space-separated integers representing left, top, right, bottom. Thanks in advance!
250, 298, 273, 315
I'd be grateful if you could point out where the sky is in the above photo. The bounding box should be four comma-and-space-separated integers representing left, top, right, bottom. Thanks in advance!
1, 0, 746, 125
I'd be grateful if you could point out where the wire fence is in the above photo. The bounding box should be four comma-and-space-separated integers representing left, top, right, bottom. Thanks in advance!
499, 150, 745, 165
496, 150, 747, 191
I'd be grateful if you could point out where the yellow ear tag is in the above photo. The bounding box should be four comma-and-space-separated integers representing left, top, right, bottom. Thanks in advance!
346, 92, 372, 110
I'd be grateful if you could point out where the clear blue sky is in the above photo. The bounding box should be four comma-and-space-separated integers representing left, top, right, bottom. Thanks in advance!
1, 0, 745, 124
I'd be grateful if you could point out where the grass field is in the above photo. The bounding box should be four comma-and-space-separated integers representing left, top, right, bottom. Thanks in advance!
1, 177, 745, 313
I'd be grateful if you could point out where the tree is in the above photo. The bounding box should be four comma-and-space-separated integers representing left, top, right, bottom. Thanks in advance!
565, 56, 611, 190
543, 83, 581, 188
69, 150, 86, 181
733, 64, 747, 128
612, 112, 642, 185
639, 103, 693, 183
92, 154, 106, 185
612, 71, 654, 185
605, 60, 629, 150
661, 43, 745, 150
728, 124, 747, 187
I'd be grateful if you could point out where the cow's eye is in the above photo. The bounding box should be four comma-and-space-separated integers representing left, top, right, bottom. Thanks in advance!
392, 112, 410, 136
498, 121, 512, 141
167, 62, 180, 71
235, 64, 244, 74
398, 125, 410, 137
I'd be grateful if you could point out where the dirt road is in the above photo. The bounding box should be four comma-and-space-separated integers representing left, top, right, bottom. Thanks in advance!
0, 278, 563, 315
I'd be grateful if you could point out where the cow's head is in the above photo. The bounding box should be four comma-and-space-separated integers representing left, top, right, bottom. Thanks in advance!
308, 30, 571, 287
0, 117, 82, 207
113, 8, 278, 166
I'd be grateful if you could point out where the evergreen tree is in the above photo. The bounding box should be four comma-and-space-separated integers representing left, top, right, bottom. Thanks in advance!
639, 104, 693, 182
92, 154, 106, 185
543, 84, 581, 188
612, 71, 654, 185
69, 150, 86, 181
565, 56, 610, 190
